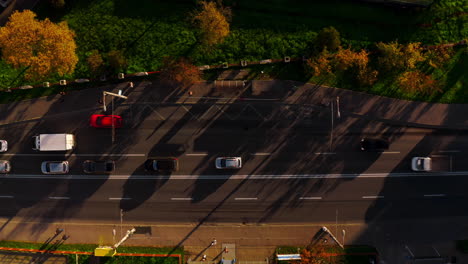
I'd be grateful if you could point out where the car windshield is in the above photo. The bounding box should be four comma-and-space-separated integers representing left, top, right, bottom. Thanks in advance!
48, 163, 64, 172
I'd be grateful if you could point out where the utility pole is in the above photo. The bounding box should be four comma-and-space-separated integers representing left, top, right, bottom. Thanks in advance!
330, 100, 334, 151
336, 96, 341, 119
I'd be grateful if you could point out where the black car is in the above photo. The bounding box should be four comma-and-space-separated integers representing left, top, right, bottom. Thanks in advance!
145, 158, 178, 172
360, 138, 389, 151
83, 160, 115, 174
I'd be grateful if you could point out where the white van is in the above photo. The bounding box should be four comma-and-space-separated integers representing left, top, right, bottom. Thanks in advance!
33, 134, 75, 151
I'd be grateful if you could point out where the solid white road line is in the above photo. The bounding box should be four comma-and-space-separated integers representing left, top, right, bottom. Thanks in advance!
251, 153, 272, 156
423, 194, 446, 197
0, 154, 145, 157
108, 197, 132, 200
430, 155, 449, 158
234, 197, 258, 201
171, 197, 193, 201
0, 195, 14, 198
49, 196, 70, 200
362, 196, 384, 199
438, 150, 461, 153
4, 171, 468, 180
299, 197, 322, 200
185, 153, 209, 156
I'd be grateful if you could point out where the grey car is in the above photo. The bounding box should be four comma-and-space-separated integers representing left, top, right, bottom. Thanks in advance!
215, 157, 242, 169
0, 160, 11, 173
41, 161, 69, 174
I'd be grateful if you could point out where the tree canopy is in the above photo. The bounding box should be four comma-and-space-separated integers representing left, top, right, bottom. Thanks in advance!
0, 10, 78, 80
192, 1, 231, 46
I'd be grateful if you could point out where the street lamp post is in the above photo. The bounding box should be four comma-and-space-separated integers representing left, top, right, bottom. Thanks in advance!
102, 91, 127, 143
342, 229, 346, 246
336, 96, 341, 119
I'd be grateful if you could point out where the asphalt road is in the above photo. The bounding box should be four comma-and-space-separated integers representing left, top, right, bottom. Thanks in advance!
0, 101, 468, 226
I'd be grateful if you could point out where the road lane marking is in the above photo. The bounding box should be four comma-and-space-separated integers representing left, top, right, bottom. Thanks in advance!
314, 152, 336, 155
0, 195, 14, 198
234, 197, 258, 201
108, 197, 132, 200
251, 153, 272, 156
4, 171, 468, 180
430, 155, 448, 158
438, 150, 460, 153
299, 197, 322, 200
423, 194, 445, 197
382, 151, 400, 154
0, 154, 145, 157
171, 198, 193, 201
362, 196, 384, 199
185, 153, 209, 156
49, 196, 70, 200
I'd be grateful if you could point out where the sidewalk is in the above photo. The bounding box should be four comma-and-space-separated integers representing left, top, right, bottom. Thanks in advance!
1, 80, 467, 130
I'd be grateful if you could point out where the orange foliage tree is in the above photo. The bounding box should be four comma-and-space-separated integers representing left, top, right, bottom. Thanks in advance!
0, 10, 78, 80
305, 49, 333, 77
160, 57, 202, 88
192, 1, 231, 46
332, 48, 378, 86
397, 70, 441, 95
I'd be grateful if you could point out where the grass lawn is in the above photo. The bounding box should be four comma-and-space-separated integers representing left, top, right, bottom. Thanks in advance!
0, 240, 183, 264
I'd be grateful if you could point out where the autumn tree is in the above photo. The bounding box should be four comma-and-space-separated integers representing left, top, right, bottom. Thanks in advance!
192, 1, 231, 46
397, 70, 441, 95
315, 27, 341, 52
376, 41, 424, 73
425, 45, 454, 69
159, 57, 202, 88
332, 47, 378, 86
87, 50, 104, 77
107, 50, 128, 73
305, 49, 333, 78
0, 10, 78, 80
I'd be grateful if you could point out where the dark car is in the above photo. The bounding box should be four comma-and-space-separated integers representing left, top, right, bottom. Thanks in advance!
360, 138, 389, 151
83, 160, 115, 174
145, 158, 178, 172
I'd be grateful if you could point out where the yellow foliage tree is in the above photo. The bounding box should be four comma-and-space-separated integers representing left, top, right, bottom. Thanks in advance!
192, 1, 230, 46
332, 48, 378, 86
0, 10, 78, 80
160, 57, 202, 88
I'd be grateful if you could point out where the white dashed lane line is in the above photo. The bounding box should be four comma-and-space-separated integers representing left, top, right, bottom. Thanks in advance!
299, 197, 322, 200
251, 153, 272, 156
234, 197, 258, 201
362, 196, 384, 199
185, 153, 209, 156
0, 195, 14, 199
314, 152, 336, 155
423, 194, 446, 197
382, 151, 400, 154
438, 150, 461, 153
108, 197, 132, 200
48, 196, 70, 200
171, 198, 193, 201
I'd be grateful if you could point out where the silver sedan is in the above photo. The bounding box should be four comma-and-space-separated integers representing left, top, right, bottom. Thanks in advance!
215, 157, 242, 169
41, 161, 69, 174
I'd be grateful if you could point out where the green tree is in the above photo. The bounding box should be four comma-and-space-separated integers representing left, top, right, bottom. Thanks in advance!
315, 27, 341, 52
107, 50, 127, 73
376, 41, 424, 74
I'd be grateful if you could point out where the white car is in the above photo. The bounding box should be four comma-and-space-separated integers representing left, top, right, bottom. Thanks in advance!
41, 161, 69, 174
411, 157, 432, 172
0, 160, 11, 173
0, 140, 7, 152
215, 157, 242, 169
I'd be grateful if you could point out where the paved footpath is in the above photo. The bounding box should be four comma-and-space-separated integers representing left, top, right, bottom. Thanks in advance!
1, 79, 468, 263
